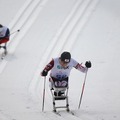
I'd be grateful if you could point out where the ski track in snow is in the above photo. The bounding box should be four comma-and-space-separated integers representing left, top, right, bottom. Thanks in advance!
29, 0, 99, 98
0, 0, 99, 120
0, 0, 48, 73
0, 0, 120, 120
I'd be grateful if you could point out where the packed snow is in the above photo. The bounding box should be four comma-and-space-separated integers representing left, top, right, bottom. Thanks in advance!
0, 0, 120, 120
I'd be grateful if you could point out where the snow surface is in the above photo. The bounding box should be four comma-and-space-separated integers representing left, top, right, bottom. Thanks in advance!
0, 0, 120, 120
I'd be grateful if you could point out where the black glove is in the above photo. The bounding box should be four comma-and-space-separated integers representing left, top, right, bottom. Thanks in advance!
85, 61, 91, 68
41, 70, 48, 76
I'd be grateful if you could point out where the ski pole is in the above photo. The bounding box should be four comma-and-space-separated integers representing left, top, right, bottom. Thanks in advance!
0, 29, 20, 51
10, 29, 20, 35
42, 77, 46, 112
78, 69, 88, 109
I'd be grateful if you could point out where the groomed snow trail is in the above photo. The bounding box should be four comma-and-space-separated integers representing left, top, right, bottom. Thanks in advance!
0, 0, 48, 73
28, 0, 99, 116
1, 0, 120, 120
0, 0, 98, 119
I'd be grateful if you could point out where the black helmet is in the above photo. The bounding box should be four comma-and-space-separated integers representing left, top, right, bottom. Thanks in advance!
60, 51, 71, 63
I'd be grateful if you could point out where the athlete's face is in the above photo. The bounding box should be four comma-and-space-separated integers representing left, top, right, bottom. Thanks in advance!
60, 59, 69, 68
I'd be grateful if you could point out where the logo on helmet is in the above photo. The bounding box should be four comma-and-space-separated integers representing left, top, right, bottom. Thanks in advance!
64, 59, 70, 63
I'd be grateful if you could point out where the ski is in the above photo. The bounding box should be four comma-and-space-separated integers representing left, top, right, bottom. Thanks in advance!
67, 110, 75, 115
53, 111, 61, 116
53, 110, 75, 116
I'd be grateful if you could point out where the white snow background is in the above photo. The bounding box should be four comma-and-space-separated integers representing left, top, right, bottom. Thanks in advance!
0, 0, 120, 120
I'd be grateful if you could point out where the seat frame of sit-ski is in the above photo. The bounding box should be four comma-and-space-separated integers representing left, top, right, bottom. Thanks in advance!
0, 43, 7, 54
50, 78, 70, 112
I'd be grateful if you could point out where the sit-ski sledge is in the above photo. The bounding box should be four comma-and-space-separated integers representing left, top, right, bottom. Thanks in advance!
50, 78, 70, 112
0, 43, 8, 59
